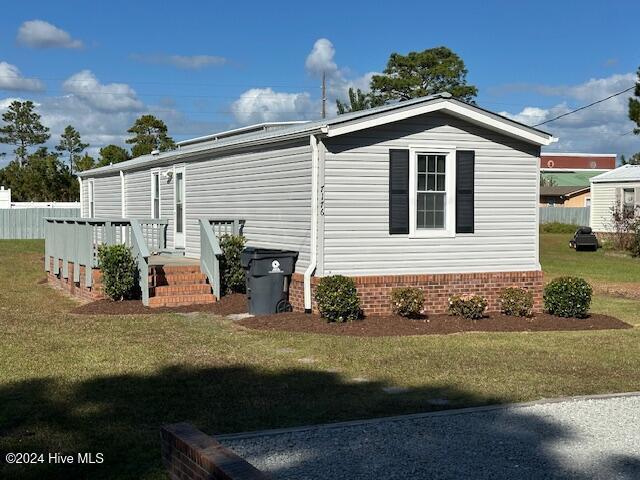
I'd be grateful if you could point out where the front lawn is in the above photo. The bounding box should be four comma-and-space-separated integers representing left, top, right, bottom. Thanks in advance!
1, 239, 639, 479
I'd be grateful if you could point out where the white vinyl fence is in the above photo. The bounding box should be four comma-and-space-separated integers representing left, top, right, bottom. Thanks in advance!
539, 206, 590, 226
0, 208, 81, 239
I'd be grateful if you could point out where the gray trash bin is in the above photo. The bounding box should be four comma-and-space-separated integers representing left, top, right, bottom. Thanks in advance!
241, 247, 298, 315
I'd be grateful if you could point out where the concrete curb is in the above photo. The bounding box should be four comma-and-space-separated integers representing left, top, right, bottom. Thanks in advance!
217, 391, 640, 441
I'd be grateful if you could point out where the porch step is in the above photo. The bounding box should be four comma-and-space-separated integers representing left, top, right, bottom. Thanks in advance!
149, 272, 208, 286
147, 261, 217, 308
148, 293, 217, 308
150, 284, 213, 297
149, 265, 201, 275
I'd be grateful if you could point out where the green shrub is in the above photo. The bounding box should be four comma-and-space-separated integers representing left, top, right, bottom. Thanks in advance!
539, 222, 578, 234
98, 244, 137, 301
315, 275, 361, 322
390, 287, 425, 318
543, 276, 592, 318
219, 234, 246, 294
448, 294, 487, 320
499, 287, 533, 317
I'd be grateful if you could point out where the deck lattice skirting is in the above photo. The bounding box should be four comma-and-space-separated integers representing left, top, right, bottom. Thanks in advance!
289, 270, 544, 315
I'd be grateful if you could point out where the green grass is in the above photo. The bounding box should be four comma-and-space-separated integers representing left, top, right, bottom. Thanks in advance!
540, 233, 640, 283
1, 239, 639, 479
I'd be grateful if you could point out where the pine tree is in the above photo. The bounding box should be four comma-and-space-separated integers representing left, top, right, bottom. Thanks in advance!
55, 125, 89, 173
125, 115, 175, 158
0, 100, 50, 166
629, 66, 640, 135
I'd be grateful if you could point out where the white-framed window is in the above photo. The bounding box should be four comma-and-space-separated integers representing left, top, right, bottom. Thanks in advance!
151, 171, 161, 218
623, 188, 635, 215
585, 197, 591, 207
88, 179, 95, 218
409, 146, 456, 238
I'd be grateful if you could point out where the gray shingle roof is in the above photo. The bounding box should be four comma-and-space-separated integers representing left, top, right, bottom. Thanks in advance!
78, 93, 553, 177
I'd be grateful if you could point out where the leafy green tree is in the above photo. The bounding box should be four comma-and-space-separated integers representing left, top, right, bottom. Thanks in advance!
629, 66, 640, 135
97, 144, 130, 167
370, 46, 478, 104
0, 148, 77, 201
55, 125, 89, 173
336, 88, 382, 114
75, 153, 96, 172
620, 153, 640, 165
125, 115, 175, 157
0, 100, 50, 166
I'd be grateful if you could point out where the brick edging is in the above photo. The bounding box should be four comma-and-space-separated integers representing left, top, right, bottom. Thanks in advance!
160, 423, 270, 480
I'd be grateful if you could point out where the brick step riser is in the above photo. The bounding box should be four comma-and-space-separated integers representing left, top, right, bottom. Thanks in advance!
149, 274, 208, 286
148, 294, 217, 308
149, 266, 202, 275
150, 285, 213, 297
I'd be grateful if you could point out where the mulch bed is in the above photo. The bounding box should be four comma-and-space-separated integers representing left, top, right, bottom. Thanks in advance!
71, 293, 248, 316
237, 311, 632, 337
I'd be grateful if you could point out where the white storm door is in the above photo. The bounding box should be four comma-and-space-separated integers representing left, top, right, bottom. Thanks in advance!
174, 166, 186, 249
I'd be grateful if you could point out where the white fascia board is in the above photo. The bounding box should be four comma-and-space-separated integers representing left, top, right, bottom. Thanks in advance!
325, 100, 554, 146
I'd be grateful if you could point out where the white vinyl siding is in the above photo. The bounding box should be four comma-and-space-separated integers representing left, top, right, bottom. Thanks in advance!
184, 141, 312, 273
321, 112, 540, 276
91, 175, 121, 218
81, 179, 90, 217
125, 169, 151, 218
590, 181, 640, 232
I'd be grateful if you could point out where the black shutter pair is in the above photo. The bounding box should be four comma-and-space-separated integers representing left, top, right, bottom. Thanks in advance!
388, 149, 475, 234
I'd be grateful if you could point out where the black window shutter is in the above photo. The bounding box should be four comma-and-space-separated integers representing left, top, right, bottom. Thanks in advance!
456, 150, 475, 233
389, 149, 410, 234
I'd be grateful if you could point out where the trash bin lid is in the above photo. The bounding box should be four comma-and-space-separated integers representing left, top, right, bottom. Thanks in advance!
240, 247, 298, 268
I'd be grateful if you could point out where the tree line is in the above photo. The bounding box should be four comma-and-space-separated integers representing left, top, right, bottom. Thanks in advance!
0, 103, 175, 201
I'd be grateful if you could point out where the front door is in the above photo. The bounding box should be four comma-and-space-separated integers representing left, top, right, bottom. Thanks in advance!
174, 166, 186, 249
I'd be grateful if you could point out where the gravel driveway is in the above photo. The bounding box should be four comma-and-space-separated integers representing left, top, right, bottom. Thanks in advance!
220, 393, 640, 479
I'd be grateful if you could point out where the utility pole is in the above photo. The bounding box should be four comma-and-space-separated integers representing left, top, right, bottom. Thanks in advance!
321, 71, 326, 119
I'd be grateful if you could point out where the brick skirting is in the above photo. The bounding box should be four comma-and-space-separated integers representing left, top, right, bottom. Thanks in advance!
47, 257, 105, 301
290, 270, 543, 315
160, 423, 269, 480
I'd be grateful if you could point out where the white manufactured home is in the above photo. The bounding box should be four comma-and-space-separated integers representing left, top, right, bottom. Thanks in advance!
590, 164, 640, 232
47, 93, 555, 313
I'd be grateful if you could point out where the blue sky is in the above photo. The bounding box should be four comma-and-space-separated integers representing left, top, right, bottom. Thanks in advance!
1, 0, 639, 164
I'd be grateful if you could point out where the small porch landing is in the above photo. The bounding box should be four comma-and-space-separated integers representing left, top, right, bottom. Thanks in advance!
147, 255, 216, 308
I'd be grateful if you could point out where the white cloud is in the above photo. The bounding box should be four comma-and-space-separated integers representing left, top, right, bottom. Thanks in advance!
0, 62, 44, 92
499, 73, 640, 157
62, 70, 143, 112
230, 38, 377, 125
17, 20, 83, 49
130, 53, 227, 69
231, 88, 315, 124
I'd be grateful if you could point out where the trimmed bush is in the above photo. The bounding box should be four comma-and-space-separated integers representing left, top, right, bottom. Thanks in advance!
219, 234, 246, 294
315, 275, 361, 322
499, 287, 534, 317
543, 276, 592, 318
98, 244, 137, 301
390, 287, 425, 318
448, 294, 487, 320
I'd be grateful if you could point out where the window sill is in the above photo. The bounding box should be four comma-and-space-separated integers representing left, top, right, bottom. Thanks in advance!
408, 229, 456, 239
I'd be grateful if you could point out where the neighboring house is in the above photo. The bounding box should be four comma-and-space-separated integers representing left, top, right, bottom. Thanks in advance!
590, 165, 640, 232
0, 186, 80, 209
63, 93, 554, 313
539, 153, 615, 207
539, 186, 591, 207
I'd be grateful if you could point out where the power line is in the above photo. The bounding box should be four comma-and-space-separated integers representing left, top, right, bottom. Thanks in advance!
533, 85, 635, 127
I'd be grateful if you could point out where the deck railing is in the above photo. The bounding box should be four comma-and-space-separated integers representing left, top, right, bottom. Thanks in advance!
199, 218, 245, 299
44, 217, 168, 305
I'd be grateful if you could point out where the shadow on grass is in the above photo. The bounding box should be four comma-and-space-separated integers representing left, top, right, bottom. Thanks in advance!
1, 365, 637, 479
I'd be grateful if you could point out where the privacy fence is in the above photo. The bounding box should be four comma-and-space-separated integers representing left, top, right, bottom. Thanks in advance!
0, 208, 81, 239
539, 206, 590, 226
